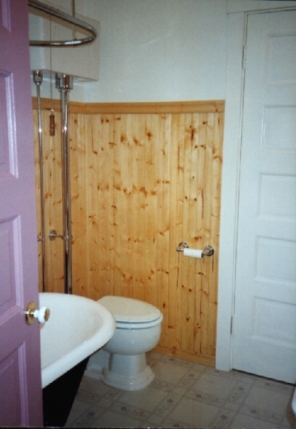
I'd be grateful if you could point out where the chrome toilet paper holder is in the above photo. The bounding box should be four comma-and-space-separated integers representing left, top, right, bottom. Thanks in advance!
176, 242, 214, 257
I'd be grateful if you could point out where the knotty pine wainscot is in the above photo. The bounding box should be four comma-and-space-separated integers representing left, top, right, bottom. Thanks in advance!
32, 99, 224, 366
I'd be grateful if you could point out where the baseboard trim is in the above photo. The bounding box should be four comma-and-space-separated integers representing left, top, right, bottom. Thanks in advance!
153, 345, 215, 367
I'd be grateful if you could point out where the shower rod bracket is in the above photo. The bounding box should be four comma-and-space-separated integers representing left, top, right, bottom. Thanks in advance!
33, 70, 43, 85
49, 230, 63, 241
49, 229, 72, 242
56, 74, 73, 91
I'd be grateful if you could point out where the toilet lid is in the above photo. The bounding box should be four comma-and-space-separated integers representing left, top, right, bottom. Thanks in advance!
98, 296, 162, 323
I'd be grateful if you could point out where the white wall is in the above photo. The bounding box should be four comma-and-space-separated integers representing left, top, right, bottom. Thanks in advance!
29, 0, 228, 102
81, 0, 228, 102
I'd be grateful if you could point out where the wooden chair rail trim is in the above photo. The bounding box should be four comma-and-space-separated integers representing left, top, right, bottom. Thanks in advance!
32, 98, 225, 114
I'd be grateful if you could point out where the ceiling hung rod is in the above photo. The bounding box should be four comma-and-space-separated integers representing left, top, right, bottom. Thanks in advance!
56, 74, 73, 295
28, 0, 97, 47
33, 70, 46, 293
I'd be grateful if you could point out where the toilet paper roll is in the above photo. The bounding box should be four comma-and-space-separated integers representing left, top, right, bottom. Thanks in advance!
183, 248, 203, 258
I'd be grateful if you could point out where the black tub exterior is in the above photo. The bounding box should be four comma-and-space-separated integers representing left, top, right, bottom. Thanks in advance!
43, 358, 89, 427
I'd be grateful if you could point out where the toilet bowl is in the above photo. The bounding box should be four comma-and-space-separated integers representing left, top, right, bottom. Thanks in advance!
85, 296, 163, 391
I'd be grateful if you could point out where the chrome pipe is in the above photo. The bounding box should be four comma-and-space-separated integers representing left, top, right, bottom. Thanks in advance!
56, 74, 73, 295
33, 70, 46, 292
28, 0, 97, 47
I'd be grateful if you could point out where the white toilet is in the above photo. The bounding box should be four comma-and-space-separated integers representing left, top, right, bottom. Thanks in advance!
85, 295, 163, 391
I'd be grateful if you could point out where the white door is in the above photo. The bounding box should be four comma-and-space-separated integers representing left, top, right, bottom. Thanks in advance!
232, 10, 296, 383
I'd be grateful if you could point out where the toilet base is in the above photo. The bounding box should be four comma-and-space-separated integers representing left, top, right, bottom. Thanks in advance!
85, 349, 109, 381
86, 350, 155, 391
103, 353, 155, 391
102, 362, 155, 391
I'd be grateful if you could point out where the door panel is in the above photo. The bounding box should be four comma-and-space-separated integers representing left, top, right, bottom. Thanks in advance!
232, 10, 296, 383
0, 0, 43, 425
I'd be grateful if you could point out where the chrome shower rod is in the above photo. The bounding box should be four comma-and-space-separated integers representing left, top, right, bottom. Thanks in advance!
29, 0, 97, 47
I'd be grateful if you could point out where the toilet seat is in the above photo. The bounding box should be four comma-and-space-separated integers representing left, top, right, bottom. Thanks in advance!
99, 296, 163, 329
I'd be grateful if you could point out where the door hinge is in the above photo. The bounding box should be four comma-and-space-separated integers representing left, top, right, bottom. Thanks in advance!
230, 316, 234, 335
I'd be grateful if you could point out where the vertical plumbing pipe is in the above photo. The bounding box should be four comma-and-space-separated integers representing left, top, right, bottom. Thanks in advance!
33, 70, 46, 292
56, 74, 73, 294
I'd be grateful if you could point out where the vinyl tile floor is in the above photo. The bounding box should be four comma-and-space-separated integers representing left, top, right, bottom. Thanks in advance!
66, 352, 296, 428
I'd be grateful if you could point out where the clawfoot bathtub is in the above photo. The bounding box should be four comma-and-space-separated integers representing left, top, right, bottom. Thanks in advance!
39, 293, 115, 426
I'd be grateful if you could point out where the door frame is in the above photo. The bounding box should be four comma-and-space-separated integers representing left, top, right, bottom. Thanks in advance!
216, 1, 296, 372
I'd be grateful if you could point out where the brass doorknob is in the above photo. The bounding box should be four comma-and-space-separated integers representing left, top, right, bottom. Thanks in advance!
25, 301, 50, 325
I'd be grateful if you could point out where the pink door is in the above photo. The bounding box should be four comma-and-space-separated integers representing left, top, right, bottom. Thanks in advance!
0, 0, 43, 426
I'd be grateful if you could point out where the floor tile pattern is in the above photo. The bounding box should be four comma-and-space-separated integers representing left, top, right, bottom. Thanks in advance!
66, 352, 296, 428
